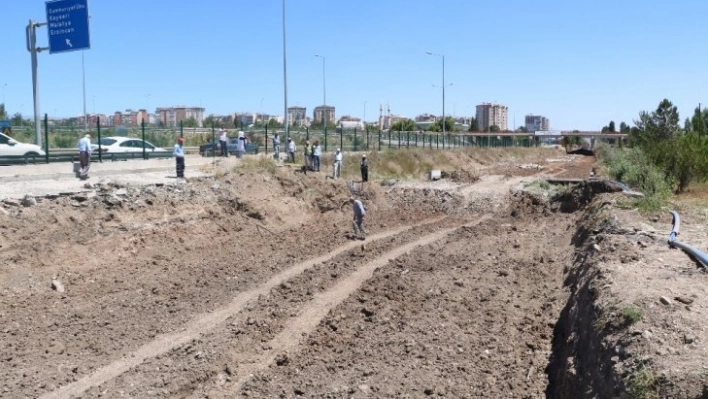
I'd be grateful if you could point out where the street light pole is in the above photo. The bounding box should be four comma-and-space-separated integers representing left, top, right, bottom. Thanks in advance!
314, 54, 326, 129
82, 50, 87, 131
426, 52, 446, 137
282, 0, 289, 140
363, 100, 367, 126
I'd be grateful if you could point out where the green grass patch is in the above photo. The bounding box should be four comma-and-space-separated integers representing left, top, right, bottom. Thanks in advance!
235, 156, 278, 175
622, 305, 643, 325
624, 366, 658, 399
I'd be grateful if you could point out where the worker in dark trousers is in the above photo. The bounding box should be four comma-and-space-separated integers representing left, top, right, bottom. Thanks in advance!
351, 197, 367, 240
174, 137, 185, 178
360, 154, 369, 182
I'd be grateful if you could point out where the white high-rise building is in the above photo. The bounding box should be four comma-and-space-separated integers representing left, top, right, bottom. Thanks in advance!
525, 115, 550, 132
475, 103, 508, 131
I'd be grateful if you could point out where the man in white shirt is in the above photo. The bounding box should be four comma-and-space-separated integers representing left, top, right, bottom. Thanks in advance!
77, 134, 92, 180
272, 133, 281, 160
332, 148, 343, 179
287, 138, 296, 163
219, 125, 228, 157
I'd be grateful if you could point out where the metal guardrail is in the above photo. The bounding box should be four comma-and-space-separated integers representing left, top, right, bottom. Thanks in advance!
0, 151, 174, 165
668, 210, 708, 268
46, 147, 199, 155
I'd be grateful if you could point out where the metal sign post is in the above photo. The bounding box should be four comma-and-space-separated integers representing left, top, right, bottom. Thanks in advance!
26, 20, 47, 147
25, 0, 91, 147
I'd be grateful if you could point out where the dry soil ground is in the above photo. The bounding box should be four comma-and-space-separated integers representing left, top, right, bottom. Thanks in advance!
1, 148, 706, 398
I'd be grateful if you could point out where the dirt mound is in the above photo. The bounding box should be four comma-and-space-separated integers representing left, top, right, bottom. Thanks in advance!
440, 168, 480, 183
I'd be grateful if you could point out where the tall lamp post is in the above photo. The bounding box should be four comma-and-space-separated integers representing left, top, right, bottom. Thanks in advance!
282, 0, 289, 140
260, 97, 265, 125
363, 100, 367, 125
426, 51, 447, 137
314, 54, 327, 133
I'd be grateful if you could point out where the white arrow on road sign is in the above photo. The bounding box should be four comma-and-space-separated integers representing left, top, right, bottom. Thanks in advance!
66, 39, 73, 48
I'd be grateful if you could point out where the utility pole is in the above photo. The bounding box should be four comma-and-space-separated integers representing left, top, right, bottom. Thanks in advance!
26, 20, 48, 146
282, 0, 289, 140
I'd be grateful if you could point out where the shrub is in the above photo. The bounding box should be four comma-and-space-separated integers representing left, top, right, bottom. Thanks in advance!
599, 145, 672, 199
622, 305, 643, 325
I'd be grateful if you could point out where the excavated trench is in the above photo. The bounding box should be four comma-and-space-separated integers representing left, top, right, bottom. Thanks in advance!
0, 176, 643, 398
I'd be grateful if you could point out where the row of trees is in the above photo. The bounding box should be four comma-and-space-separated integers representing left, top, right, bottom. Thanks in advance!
389, 117, 485, 133
622, 99, 708, 193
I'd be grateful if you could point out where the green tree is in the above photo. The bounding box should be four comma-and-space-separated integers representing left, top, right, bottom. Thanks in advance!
0, 104, 6, 120
517, 126, 528, 133
690, 106, 706, 135
468, 117, 479, 132
203, 115, 218, 128
267, 118, 283, 129
390, 118, 418, 132
684, 117, 692, 132
433, 116, 455, 132
619, 122, 630, 133
652, 99, 680, 139
601, 120, 616, 133
310, 120, 336, 130
489, 125, 501, 132
183, 117, 199, 128
11, 113, 23, 126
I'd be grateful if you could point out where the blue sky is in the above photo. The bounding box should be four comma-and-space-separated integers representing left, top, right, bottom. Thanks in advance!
2, 0, 707, 130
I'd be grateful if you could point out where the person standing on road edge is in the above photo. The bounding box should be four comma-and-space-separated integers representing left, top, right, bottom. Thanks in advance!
303, 140, 311, 170
236, 131, 247, 159
77, 133, 92, 180
360, 154, 369, 183
174, 137, 185, 178
332, 148, 343, 179
351, 197, 367, 240
272, 133, 280, 160
287, 138, 296, 163
219, 125, 228, 157
312, 140, 321, 172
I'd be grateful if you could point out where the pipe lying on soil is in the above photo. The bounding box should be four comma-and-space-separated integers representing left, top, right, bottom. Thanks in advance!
668, 210, 708, 268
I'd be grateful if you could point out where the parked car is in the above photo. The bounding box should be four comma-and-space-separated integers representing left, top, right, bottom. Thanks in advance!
0, 132, 46, 157
90, 136, 167, 153
199, 137, 259, 156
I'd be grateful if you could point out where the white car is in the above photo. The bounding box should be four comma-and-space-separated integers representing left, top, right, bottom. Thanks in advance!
0, 132, 46, 157
91, 136, 167, 153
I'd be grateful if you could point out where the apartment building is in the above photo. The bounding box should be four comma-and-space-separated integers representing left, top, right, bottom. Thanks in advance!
313, 105, 335, 124
156, 106, 206, 127
475, 103, 508, 131
287, 106, 307, 126
524, 114, 550, 132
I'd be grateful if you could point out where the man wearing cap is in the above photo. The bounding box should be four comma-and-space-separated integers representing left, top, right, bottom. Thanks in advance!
350, 197, 367, 240
360, 154, 369, 183
174, 137, 185, 178
332, 148, 343, 179
77, 133, 92, 180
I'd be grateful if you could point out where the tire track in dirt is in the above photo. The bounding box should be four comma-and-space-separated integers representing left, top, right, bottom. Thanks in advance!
39, 217, 446, 399
208, 214, 491, 397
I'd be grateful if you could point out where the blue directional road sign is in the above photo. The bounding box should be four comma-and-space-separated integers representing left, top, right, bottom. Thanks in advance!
45, 0, 91, 54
